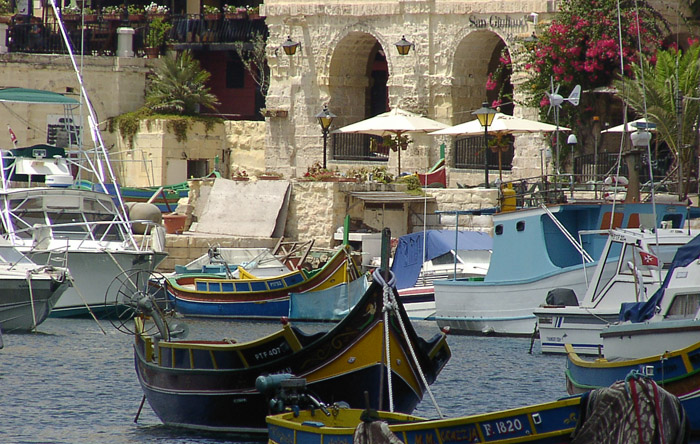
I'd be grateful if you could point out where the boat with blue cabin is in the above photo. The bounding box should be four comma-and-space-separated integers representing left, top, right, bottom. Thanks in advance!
433, 202, 700, 336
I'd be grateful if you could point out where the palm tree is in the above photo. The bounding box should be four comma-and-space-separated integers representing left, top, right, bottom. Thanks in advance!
614, 42, 700, 198
146, 50, 219, 115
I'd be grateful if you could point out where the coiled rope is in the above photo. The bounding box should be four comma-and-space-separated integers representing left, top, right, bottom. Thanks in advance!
372, 268, 444, 417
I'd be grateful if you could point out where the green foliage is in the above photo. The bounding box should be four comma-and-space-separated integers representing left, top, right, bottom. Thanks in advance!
614, 41, 700, 196
145, 50, 219, 115
146, 17, 172, 48
231, 32, 269, 103
346, 166, 394, 183
396, 174, 424, 195
0, 0, 14, 14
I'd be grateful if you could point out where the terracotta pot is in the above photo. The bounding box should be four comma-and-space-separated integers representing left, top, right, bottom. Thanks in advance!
162, 213, 187, 234
144, 47, 159, 58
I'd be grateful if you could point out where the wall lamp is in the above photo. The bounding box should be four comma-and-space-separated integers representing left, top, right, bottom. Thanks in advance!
394, 35, 414, 55
281, 36, 300, 56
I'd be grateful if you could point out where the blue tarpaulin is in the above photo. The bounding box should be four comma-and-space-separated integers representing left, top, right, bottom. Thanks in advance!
620, 232, 700, 322
390, 230, 492, 290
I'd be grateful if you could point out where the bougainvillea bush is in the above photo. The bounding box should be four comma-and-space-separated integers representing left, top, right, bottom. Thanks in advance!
520, 0, 669, 118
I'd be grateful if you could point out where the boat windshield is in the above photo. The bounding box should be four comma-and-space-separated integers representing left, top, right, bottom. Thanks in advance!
591, 240, 623, 302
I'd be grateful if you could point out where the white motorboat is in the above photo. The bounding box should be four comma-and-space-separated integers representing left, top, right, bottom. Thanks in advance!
0, 237, 69, 332
598, 232, 700, 359
433, 203, 700, 336
534, 228, 696, 355
0, 93, 167, 318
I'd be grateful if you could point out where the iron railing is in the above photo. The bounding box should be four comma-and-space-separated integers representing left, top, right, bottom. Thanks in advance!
454, 136, 513, 171
5, 14, 267, 55
331, 133, 389, 162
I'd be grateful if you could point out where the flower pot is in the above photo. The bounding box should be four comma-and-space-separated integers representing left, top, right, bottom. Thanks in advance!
204, 13, 221, 20
162, 213, 187, 234
224, 12, 245, 19
102, 13, 121, 20
144, 47, 159, 58
231, 177, 249, 181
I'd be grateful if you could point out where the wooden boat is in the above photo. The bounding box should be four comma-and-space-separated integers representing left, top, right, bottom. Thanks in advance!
267, 397, 584, 444
166, 245, 361, 319
267, 376, 688, 444
565, 342, 700, 432
134, 268, 452, 433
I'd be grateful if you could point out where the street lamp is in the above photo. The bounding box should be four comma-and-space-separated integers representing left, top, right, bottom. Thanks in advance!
394, 35, 414, 55
316, 104, 336, 169
473, 101, 496, 188
567, 134, 578, 178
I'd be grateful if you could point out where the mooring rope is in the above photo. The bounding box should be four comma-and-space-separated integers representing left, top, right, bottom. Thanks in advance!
26, 270, 37, 331
372, 269, 444, 418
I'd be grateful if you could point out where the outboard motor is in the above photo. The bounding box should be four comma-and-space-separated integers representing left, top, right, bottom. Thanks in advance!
544, 288, 578, 306
255, 374, 330, 417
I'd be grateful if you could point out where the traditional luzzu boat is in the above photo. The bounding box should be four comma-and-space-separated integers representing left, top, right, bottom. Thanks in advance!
133, 268, 451, 433
266, 375, 688, 444
165, 245, 362, 319
433, 202, 700, 336
565, 341, 700, 433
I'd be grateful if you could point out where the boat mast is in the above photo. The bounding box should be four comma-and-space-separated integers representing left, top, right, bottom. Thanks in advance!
47, 0, 137, 248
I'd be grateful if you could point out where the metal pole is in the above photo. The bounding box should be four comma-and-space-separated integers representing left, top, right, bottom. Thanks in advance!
322, 129, 328, 169
484, 124, 490, 188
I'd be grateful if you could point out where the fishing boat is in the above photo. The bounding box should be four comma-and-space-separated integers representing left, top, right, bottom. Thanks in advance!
534, 227, 696, 355
288, 272, 370, 321
597, 232, 700, 359
172, 246, 292, 278
433, 202, 700, 336
266, 375, 687, 444
0, 237, 69, 332
565, 341, 700, 432
133, 268, 451, 433
165, 245, 360, 319
391, 230, 492, 320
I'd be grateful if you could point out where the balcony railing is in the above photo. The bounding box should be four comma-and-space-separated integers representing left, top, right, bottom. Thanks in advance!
454, 136, 512, 171
331, 133, 389, 162
5, 13, 267, 55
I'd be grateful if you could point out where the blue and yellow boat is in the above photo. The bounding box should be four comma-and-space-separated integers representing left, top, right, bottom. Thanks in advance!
134, 269, 451, 433
267, 397, 583, 444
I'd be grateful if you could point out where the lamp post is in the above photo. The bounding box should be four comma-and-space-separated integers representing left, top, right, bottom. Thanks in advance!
394, 35, 413, 55
316, 105, 336, 169
473, 101, 496, 188
281, 36, 300, 56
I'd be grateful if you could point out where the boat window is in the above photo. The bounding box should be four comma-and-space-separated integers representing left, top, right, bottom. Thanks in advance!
619, 246, 653, 277
431, 251, 456, 266
649, 244, 686, 270
516, 221, 525, 231
592, 240, 623, 302
662, 214, 683, 229
495, 224, 503, 235
665, 293, 700, 319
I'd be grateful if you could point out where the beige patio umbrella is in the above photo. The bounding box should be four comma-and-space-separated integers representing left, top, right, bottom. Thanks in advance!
333, 108, 448, 175
430, 113, 570, 180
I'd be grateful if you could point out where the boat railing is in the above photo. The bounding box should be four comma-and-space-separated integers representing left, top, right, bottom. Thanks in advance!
15, 218, 163, 252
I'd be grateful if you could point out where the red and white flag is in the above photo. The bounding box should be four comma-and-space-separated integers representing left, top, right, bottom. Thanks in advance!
639, 251, 659, 267
7, 125, 17, 147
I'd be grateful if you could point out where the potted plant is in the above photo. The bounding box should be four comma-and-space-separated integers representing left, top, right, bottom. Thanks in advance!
145, 1, 169, 18
223, 4, 244, 19
101, 5, 122, 20
61, 4, 81, 21
0, 0, 14, 22
202, 4, 221, 20
145, 16, 171, 58
257, 171, 283, 180
127, 4, 145, 21
231, 167, 249, 181
246, 4, 260, 19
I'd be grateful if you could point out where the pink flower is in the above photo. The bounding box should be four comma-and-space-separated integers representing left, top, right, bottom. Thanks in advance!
485, 73, 498, 91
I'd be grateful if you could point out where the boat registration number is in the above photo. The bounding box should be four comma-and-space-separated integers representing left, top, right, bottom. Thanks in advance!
482, 418, 524, 438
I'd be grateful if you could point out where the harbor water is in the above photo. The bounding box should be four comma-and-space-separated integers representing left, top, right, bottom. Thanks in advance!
0, 317, 688, 443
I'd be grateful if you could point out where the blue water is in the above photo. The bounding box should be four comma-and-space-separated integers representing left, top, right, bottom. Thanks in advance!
0, 317, 689, 443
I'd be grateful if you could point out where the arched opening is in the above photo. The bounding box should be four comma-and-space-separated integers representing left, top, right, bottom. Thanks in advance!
451, 31, 513, 180
327, 32, 389, 162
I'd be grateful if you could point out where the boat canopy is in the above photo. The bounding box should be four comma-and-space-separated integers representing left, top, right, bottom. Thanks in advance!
391, 230, 492, 289
0, 88, 79, 105
620, 232, 700, 322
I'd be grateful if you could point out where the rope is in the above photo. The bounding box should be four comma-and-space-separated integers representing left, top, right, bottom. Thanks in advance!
372, 269, 444, 418
379, 270, 395, 413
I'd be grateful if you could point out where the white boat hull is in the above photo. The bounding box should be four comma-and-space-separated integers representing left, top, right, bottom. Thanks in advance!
28, 249, 166, 317
536, 309, 620, 355
601, 319, 700, 359
434, 268, 590, 336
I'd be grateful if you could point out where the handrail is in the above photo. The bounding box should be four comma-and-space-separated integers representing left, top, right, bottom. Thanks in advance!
540, 204, 595, 263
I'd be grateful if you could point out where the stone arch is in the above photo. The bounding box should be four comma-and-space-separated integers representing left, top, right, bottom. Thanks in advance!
324, 29, 393, 127
449, 29, 509, 125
